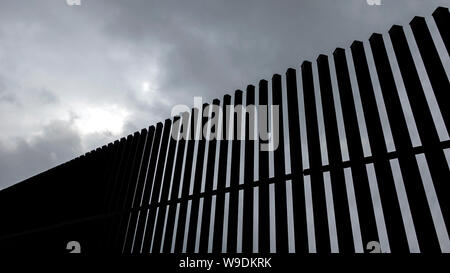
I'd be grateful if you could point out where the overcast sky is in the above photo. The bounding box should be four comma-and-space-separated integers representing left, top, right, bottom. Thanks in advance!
0, 0, 449, 190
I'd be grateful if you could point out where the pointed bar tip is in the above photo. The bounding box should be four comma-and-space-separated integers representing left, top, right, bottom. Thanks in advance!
301, 60, 312, 69
350, 40, 364, 49
272, 74, 281, 81
286, 67, 296, 74
410, 16, 426, 27
433, 6, 449, 17
389, 24, 403, 34
317, 54, 328, 62
333, 47, 345, 56
369, 33, 383, 42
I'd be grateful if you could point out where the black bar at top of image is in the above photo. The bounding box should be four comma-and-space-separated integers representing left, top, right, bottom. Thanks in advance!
82, 147, 103, 217
122, 130, 148, 216
113, 133, 143, 252
113, 131, 146, 252
272, 74, 289, 253
109, 135, 134, 213
301, 60, 330, 253
369, 32, 440, 252
118, 132, 142, 213
94, 146, 114, 251
98, 141, 120, 251
226, 90, 243, 253
123, 127, 154, 253
104, 138, 125, 213
186, 104, 209, 253
316, 55, 354, 253
432, 7, 450, 55
132, 122, 163, 254
212, 95, 232, 254
101, 141, 119, 212
152, 116, 181, 253
333, 48, 380, 250
98, 143, 116, 214
410, 16, 450, 134
141, 119, 173, 253
242, 85, 255, 253
285, 68, 308, 253
258, 80, 271, 253
389, 25, 450, 242
350, 41, 409, 252
78, 151, 94, 218
199, 99, 221, 253
161, 113, 188, 253
113, 132, 143, 249
106, 135, 133, 252
173, 108, 198, 253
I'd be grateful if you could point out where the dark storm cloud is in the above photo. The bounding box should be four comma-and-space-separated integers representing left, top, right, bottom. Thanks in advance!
0, 119, 83, 186
94, 0, 450, 103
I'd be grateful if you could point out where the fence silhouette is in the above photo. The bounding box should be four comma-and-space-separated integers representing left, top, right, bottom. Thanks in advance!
0, 6, 449, 254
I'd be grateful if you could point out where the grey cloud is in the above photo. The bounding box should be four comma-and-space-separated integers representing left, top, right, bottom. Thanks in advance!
0, 119, 82, 190
35, 88, 60, 105
0, 118, 120, 190
0, 92, 19, 105
93, 0, 450, 104
0, 0, 448, 188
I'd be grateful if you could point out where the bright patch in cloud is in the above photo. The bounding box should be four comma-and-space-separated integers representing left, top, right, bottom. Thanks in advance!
141, 81, 151, 92
74, 105, 129, 136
